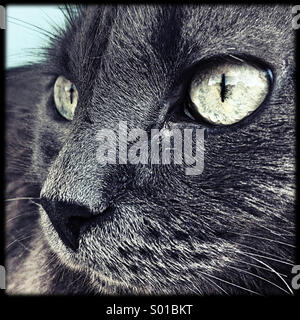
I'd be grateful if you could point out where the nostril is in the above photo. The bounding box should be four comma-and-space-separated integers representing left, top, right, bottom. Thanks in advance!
65, 216, 92, 250
40, 198, 106, 251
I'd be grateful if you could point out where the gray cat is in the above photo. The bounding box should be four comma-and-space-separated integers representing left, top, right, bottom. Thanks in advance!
5, 5, 295, 295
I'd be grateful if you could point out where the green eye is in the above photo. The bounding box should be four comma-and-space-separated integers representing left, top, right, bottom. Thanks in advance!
54, 76, 78, 121
188, 61, 271, 125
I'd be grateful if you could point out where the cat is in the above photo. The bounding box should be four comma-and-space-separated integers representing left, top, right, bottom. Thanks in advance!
5, 4, 295, 295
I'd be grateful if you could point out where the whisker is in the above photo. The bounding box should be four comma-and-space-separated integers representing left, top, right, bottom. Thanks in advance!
6, 19, 53, 43
226, 231, 295, 248
7, 16, 56, 39
226, 265, 291, 294
40, 8, 62, 33
198, 271, 261, 295
5, 197, 40, 202
6, 212, 32, 223
238, 251, 294, 266
7, 19, 48, 37
232, 242, 293, 263
200, 275, 229, 295
233, 258, 288, 278
6, 234, 33, 250
58, 5, 81, 27
58, 5, 75, 26
238, 251, 294, 295
258, 223, 293, 237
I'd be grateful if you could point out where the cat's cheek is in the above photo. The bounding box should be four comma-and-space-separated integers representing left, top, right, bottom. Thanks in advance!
31, 94, 73, 182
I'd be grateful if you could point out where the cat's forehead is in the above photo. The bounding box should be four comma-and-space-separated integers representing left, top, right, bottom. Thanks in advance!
72, 5, 292, 65
52, 4, 293, 122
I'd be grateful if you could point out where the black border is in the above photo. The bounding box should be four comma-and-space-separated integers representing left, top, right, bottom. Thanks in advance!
0, 1, 299, 313
0, 2, 5, 295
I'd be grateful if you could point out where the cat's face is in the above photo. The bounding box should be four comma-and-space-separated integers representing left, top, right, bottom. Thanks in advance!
32, 5, 294, 294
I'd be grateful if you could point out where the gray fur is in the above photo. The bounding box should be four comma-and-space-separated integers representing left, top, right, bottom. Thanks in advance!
5, 5, 295, 295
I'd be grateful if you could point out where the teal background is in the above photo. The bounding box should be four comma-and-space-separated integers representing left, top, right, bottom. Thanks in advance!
6, 5, 65, 68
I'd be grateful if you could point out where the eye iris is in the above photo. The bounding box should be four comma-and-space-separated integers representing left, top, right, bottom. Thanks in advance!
54, 76, 78, 121
189, 62, 270, 125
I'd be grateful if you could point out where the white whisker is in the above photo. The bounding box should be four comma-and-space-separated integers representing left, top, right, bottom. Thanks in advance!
233, 258, 288, 278
226, 265, 291, 294
233, 242, 293, 263
6, 213, 32, 223
238, 251, 294, 266
200, 275, 229, 295
239, 251, 294, 295
5, 197, 40, 202
198, 271, 261, 295
6, 235, 33, 250
226, 232, 295, 248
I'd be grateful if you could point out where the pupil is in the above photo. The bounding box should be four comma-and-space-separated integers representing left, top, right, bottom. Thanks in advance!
220, 73, 226, 102
69, 84, 74, 104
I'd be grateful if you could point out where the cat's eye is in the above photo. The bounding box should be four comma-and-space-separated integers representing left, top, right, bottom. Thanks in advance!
54, 76, 78, 121
188, 61, 272, 125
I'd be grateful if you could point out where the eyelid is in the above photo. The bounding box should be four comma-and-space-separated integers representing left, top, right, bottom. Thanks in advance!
188, 54, 274, 79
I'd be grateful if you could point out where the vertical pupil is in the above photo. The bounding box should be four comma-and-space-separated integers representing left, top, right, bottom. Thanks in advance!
220, 73, 226, 102
69, 84, 74, 104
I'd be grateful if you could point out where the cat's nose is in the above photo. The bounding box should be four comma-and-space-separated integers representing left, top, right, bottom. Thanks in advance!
40, 198, 108, 251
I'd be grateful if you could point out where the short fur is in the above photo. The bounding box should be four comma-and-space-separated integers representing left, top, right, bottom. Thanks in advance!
5, 5, 295, 295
